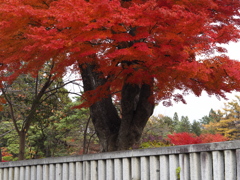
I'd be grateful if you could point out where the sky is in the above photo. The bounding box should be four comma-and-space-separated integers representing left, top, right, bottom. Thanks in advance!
154, 41, 240, 121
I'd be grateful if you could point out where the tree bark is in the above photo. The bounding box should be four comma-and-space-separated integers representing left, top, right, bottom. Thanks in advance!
79, 63, 154, 151
0, 147, 2, 162
18, 131, 26, 160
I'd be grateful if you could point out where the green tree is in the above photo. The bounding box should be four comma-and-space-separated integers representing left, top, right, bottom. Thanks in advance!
172, 112, 180, 130
200, 109, 222, 125
143, 114, 173, 138
191, 120, 202, 136
0, 64, 73, 160
175, 116, 191, 133
201, 109, 223, 134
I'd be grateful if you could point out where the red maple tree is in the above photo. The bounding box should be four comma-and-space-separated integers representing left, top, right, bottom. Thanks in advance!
0, 0, 240, 152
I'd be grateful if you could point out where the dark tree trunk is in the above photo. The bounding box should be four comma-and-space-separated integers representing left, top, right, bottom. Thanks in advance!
79, 63, 154, 151
18, 131, 26, 160
0, 147, 2, 162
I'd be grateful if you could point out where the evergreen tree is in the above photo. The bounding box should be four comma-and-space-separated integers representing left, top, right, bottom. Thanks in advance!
172, 112, 180, 132
175, 116, 191, 133
191, 120, 202, 136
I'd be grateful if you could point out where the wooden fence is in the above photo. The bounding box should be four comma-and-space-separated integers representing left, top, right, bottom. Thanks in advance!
0, 140, 240, 180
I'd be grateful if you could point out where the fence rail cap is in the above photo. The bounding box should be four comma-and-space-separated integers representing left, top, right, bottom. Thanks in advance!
1, 140, 240, 168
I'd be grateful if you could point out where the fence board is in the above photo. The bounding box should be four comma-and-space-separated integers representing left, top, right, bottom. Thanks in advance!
106, 159, 113, 180
201, 152, 212, 180
3, 168, 8, 180
237, 149, 240, 180
8, 167, 13, 180
224, 150, 236, 180
131, 157, 140, 180
75, 162, 82, 180
190, 153, 201, 180
37, 165, 43, 180
97, 160, 105, 180
122, 158, 131, 180
114, 159, 122, 180
212, 151, 224, 180
68, 163, 75, 180
91, 161, 97, 180
160, 155, 169, 180
13, 167, 19, 180
1, 141, 240, 180
30, 166, 36, 180
169, 154, 179, 180
179, 154, 190, 180
149, 156, 159, 180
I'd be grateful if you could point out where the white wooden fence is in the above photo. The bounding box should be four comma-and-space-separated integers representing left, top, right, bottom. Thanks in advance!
0, 140, 240, 180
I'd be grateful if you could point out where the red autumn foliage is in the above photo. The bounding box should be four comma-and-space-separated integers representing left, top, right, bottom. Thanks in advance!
199, 133, 229, 143
1, 148, 13, 162
167, 132, 228, 145
0, 0, 240, 107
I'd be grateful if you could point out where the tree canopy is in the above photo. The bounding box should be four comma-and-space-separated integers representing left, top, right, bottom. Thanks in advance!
1, 0, 240, 103
1, 0, 240, 151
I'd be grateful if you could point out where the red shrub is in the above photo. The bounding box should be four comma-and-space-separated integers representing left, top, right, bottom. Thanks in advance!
200, 133, 229, 143
167, 132, 228, 145
167, 132, 201, 145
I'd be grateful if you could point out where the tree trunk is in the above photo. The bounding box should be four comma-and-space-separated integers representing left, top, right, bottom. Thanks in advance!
0, 147, 2, 162
18, 131, 26, 160
80, 63, 154, 151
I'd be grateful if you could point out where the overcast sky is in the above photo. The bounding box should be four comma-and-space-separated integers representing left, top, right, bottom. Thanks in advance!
154, 41, 240, 122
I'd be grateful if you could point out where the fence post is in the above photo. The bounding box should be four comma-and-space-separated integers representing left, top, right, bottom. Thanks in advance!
179, 154, 190, 180
190, 153, 201, 180
212, 151, 224, 180
224, 150, 236, 179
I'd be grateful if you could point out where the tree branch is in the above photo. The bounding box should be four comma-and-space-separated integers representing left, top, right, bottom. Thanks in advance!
0, 88, 20, 134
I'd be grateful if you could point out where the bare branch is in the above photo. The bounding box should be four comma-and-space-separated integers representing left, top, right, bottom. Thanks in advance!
0, 88, 20, 134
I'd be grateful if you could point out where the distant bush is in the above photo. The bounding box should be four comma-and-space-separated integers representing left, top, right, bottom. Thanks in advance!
166, 132, 228, 145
